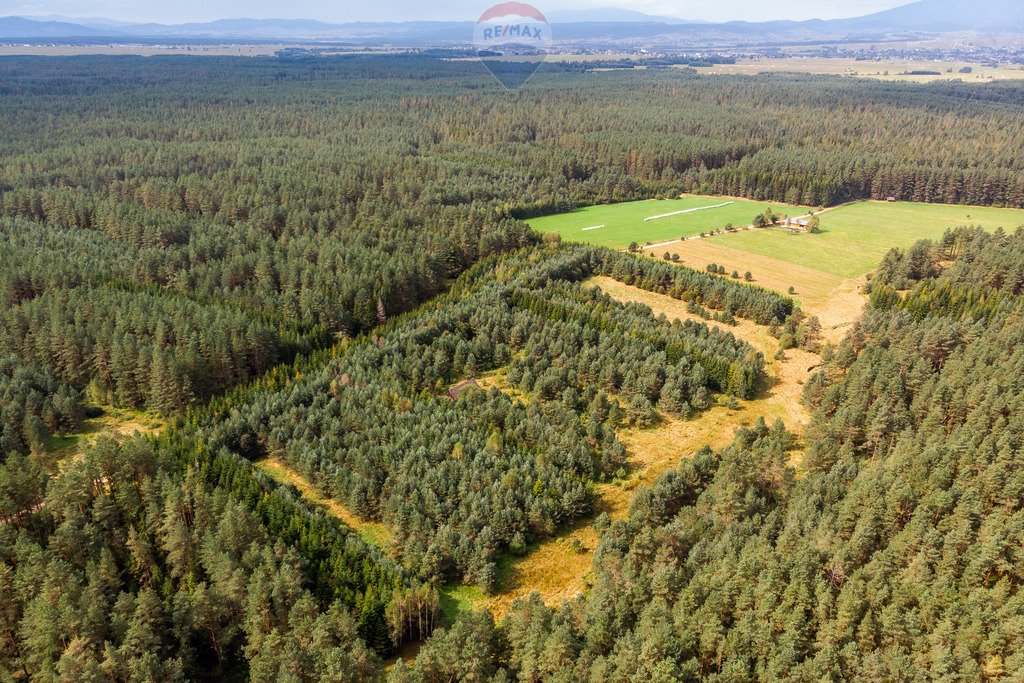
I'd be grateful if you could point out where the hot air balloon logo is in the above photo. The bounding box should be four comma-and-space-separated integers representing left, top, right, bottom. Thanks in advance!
473, 2, 553, 89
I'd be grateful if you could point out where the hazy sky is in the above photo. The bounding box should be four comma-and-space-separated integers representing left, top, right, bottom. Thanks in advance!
2, 0, 911, 24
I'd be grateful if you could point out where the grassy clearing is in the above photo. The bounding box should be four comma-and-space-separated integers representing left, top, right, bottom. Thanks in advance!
483, 517, 600, 619
697, 57, 1024, 83
476, 367, 532, 404
40, 405, 165, 472
527, 195, 809, 249
255, 457, 392, 550
441, 513, 602, 621
475, 277, 816, 616
439, 584, 489, 624
705, 201, 1024, 278
654, 241, 866, 344
590, 276, 816, 449
656, 200, 1023, 342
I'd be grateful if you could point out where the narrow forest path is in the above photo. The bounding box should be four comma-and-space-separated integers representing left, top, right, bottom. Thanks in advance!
255, 457, 392, 549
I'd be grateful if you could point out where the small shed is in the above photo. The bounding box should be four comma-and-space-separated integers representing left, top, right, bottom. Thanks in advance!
446, 379, 480, 401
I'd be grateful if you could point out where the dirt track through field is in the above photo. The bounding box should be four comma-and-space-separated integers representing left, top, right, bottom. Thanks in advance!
655, 242, 866, 344
638, 203, 846, 251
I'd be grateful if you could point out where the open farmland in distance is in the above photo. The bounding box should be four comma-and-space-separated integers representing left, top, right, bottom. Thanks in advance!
657, 200, 1024, 340
701, 200, 1024, 277
527, 195, 810, 249
695, 57, 1024, 83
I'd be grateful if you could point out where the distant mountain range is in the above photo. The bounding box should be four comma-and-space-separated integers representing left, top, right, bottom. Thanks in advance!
543, 8, 697, 24
1, 0, 1021, 44
837, 0, 1024, 32
0, 16, 111, 38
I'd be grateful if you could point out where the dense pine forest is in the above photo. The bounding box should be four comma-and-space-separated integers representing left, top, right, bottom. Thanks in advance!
0, 357, 81, 456
2, 53, 1024, 680
201, 245, 785, 592
3, 55, 1021, 429
395, 226, 1024, 681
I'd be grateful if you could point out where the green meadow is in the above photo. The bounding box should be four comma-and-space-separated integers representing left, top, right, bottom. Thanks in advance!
535, 197, 1024, 278
527, 195, 810, 248
705, 201, 1024, 277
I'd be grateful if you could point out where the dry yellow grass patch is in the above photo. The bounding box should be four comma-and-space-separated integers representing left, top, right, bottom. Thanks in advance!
43, 406, 165, 473
478, 278, 820, 616
813, 274, 870, 346
659, 240, 843, 307
697, 57, 1024, 83
483, 521, 601, 619
476, 368, 532, 404
94, 408, 164, 441
599, 274, 818, 475
655, 242, 867, 345
255, 457, 392, 549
